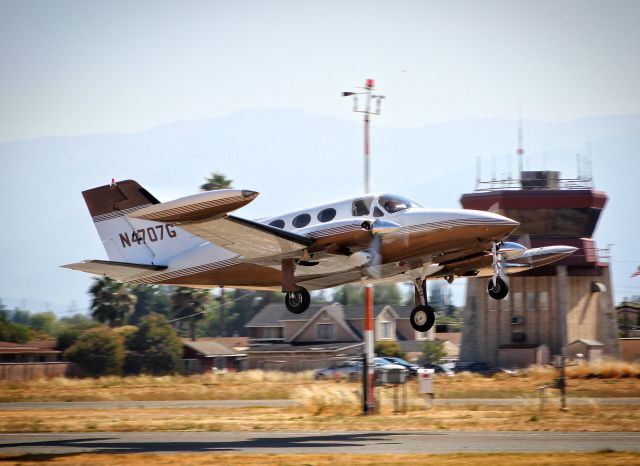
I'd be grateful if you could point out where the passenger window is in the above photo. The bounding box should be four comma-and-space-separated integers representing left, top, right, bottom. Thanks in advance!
373, 207, 384, 217
292, 213, 311, 228
352, 199, 371, 216
269, 219, 285, 229
317, 208, 337, 223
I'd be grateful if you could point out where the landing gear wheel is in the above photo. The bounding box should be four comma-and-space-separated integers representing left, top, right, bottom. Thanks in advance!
487, 276, 509, 300
410, 305, 436, 332
284, 287, 311, 314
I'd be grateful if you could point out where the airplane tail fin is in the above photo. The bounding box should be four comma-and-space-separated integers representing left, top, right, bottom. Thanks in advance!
82, 180, 201, 265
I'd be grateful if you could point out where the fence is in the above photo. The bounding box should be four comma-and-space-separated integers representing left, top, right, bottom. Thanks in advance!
0, 362, 81, 380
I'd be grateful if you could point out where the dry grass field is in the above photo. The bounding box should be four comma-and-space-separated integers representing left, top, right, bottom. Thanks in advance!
0, 362, 638, 433
0, 452, 638, 466
1, 403, 638, 433
0, 361, 638, 403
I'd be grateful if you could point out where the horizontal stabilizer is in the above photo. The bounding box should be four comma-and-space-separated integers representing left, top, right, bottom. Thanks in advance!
61, 260, 167, 281
127, 189, 259, 223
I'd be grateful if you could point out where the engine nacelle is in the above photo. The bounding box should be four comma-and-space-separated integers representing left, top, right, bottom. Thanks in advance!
348, 250, 374, 268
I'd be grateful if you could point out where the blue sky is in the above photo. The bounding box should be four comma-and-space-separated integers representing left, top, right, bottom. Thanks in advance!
0, 1, 639, 312
1, 0, 639, 141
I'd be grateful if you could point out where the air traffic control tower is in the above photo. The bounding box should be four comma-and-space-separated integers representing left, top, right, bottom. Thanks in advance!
459, 170, 620, 367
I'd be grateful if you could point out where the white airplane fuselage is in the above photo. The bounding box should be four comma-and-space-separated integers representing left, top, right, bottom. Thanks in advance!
145, 192, 520, 289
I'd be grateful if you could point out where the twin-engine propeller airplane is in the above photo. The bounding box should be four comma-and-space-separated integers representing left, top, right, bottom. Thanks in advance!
63, 180, 577, 332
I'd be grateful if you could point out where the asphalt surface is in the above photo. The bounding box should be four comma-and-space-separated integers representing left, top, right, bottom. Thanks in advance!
0, 431, 638, 454
0, 398, 638, 410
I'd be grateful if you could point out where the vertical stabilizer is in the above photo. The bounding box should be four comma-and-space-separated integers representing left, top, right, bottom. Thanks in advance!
82, 180, 201, 264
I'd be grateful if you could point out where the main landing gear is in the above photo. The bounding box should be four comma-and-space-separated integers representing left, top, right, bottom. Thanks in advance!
487, 241, 509, 300
281, 258, 311, 314
410, 278, 436, 332
284, 288, 310, 314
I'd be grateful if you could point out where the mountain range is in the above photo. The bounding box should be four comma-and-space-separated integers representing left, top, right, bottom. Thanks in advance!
1, 108, 639, 313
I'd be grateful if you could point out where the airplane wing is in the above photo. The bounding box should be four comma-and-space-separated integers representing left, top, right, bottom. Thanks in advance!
175, 215, 314, 261
61, 260, 167, 281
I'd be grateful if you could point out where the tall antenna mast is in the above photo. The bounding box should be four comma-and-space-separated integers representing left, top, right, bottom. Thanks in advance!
342, 79, 385, 416
342, 79, 385, 193
517, 103, 524, 179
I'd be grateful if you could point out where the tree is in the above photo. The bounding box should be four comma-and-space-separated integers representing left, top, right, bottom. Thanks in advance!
171, 287, 211, 340
126, 313, 183, 375
419, 340, 446, 365
127, 284, 171, 324
0, 314, 31, 343
64, 327, 125, 376
374, 340, 406, 358
200, 171, 233, 191
28, 311, 59, 336
333, 284, 403, 306
89, 277, 137, 327
333, 286, 364, 305
56, 314, 100, 352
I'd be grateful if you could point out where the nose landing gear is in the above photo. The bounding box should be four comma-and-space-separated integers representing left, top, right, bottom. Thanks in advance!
488, 241, 509, 300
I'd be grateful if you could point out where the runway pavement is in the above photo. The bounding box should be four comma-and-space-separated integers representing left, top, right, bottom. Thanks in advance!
0, 431, 639, 454
1, 398, 638, 410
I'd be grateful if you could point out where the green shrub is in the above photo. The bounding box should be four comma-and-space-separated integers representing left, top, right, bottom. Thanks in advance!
64, 327, 125, 376
126, 313, 182, 375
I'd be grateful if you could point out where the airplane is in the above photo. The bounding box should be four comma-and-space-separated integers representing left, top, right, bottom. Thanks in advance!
63, 180, 577, 332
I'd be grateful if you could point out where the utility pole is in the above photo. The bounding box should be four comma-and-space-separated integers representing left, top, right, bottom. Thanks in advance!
343, 79, 385, 414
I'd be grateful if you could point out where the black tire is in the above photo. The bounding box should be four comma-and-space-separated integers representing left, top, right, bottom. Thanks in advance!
487, 277, 509, 300
284, 287, 311, 314
410, 305, 436, 332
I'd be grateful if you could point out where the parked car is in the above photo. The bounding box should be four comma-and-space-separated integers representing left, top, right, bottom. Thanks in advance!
314, 360, 361, 380
373, 357, 406, 370
453, 361, 515, 376
380, 356, 420, 377
422, 363, 455, 377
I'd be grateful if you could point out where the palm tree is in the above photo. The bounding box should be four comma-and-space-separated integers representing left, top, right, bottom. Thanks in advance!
89, 277, 137, 327
171, 287, 211, 341
200, 171, 233, 335
200, 171, 233, 191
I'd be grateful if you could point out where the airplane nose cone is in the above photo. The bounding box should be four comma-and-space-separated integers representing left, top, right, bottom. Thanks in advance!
459, 210, 520, 239
517, 245, 578, 267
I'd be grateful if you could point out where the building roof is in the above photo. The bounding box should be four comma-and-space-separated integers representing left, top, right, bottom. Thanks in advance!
185, 337, 249, 350
616, 303, 640, 311
182, 339, 245, 357
246, 303, 328, 327
569, 339, 603, 347
26, 339, 58, 350
436, 332, 462, 346
249, 342, 363, 353
0, 341, 60, 355
247, 302, 416, 327
288, 304, 361, 342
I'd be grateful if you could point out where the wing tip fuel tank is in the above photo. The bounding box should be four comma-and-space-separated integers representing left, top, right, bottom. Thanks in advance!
128, 189, 259, 223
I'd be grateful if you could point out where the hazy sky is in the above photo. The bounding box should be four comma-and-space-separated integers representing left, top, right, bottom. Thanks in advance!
1, 0, 639, 142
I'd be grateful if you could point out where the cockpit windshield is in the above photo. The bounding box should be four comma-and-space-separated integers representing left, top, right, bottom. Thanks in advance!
378, 194, 423, 214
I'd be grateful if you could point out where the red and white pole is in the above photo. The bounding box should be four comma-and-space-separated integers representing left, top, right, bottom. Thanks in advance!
363, 79, 375, 413
364, 283, 375, 413
343, 78, 382, 415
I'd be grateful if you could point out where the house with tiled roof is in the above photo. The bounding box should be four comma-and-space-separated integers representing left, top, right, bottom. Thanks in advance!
245, 302, 460, 370
181, 338, 248, 373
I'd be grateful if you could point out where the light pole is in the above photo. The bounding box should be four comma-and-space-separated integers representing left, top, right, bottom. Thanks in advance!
343, 79, 385, 414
